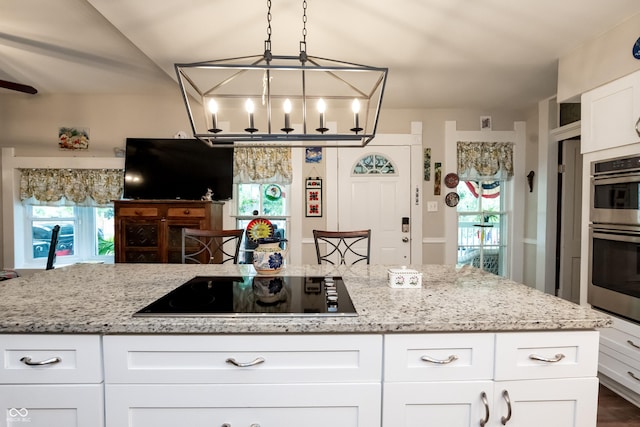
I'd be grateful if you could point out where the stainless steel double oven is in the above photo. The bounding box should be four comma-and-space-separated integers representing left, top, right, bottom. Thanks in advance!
588, 155, 640, 323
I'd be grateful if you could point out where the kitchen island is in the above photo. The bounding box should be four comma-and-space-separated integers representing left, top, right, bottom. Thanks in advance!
0, 263, 611, 427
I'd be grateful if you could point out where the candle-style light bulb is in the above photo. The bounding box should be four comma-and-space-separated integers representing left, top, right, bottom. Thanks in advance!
207, 99, 221, 133
316, 98, 328, 133
351, 99, 362, 133
245, 99, 257, 133
282, 99, 293, 133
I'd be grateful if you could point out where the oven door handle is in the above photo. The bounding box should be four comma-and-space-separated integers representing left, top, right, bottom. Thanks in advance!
592, 173, 640, 185
592, 229, 640, 243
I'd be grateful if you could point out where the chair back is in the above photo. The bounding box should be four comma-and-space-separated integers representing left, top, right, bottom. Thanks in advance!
46, 225, 61, 270
182, 228, 244, 264
313, 229, 371, 265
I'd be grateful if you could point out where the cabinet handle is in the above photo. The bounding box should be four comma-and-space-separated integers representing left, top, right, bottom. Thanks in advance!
184, 209, 190, 215
501, 390, 512, 425
20, 356, 61, 366
635, 116, 640, 137
528, 353, 565, 363
628, 340, 640, 350
629, 371, 640, 382
225, 357, 265, 367
480, 391, 490, 427
420, 354, 458, 364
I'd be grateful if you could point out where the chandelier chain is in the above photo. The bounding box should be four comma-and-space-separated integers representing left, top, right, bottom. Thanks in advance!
266, 0, 272, 41
302, 0, 308, 42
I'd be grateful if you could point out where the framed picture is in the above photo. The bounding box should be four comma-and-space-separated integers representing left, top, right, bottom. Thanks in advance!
58, 127, 89, 150
305, 178, 322, 217
480, 116, 492, 131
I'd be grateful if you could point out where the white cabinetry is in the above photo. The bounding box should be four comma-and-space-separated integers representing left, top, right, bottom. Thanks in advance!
383, 331, 599, 427
0, 335, 104, 427
598, 313, 640, 406
581, 69, 640, 154
103, 334, 382, 427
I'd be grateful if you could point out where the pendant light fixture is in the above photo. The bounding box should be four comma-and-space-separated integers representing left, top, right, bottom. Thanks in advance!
175, 0, 388, 147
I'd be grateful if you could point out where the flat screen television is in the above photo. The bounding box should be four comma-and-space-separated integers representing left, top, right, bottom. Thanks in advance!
123, 138, 234, 201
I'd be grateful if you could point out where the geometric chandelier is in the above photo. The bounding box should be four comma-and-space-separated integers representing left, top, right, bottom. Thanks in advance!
174, 0, 388, 148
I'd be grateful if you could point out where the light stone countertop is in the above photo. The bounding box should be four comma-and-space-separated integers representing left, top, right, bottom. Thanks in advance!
0, 263, 611, 334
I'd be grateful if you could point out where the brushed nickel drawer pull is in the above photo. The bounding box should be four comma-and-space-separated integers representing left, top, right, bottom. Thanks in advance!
480, 391, 490, 427
420, 354, 458, 364
629, 371, 640, 382
528, 353, 565, 363
627, 340, 640, 350
225, 357, 265, 367
20, 356, 62, 366
501, 390, 512, 425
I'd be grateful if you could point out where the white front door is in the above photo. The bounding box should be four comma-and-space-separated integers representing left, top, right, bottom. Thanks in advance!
337, 145, 411, 264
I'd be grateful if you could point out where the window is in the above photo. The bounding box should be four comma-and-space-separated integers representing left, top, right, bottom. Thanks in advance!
27, 205, 115, 265
236, 183, 289, 264
456, 180, 507, 276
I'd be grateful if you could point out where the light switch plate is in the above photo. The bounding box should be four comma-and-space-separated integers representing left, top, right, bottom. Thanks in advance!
427, 201, 438, 212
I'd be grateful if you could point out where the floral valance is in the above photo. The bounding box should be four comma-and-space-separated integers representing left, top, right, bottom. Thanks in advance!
20, 168, 124, 206
233, 147, 292, 184
457, 141, 514, 180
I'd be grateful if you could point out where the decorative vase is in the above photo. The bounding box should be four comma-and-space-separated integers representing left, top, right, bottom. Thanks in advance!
252, 237, 288, 275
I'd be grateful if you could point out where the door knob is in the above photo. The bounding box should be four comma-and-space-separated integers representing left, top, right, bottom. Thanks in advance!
402, 237, 409, 243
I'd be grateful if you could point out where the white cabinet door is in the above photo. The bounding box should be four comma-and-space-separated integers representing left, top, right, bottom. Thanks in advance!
0, 384, 104, 427
492, 378, 598, 427
581, 70, 640, 154
106, 383, 380, 427
383, 378, 598, 427
383, 381, 493, 427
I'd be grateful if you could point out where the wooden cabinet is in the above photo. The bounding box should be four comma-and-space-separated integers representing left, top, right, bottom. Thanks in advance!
383, 331, 599, 427
581, 69, 640, 154
114, 200, 223, 263
0, 335, 104, 427
598, 312, 640, 406
103, 334, 382, 427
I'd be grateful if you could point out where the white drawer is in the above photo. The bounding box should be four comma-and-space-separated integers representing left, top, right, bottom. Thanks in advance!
384, 333, 494, 381
0, 384, 104, 427
494, 331, 599, 381
104, 334, 382, 384
0, 335, 103, 384
599, 315, 640, 362
599, 350, 640, 395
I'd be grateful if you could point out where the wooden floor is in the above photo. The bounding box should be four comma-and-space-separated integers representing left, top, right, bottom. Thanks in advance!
597, 385, 640, 427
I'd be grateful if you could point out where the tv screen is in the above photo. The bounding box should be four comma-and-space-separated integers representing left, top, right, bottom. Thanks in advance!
123, 138, 234, 201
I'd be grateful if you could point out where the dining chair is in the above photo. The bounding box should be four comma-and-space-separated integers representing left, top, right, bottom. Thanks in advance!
312, 229, 371, 265
45, 225, 61, 270
181, 228, 245, 264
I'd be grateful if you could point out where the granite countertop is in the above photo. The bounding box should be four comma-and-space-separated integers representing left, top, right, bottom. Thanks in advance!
0, 263, 611, 334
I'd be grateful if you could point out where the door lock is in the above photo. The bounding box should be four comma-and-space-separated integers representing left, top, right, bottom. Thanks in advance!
402, 217, 410, 233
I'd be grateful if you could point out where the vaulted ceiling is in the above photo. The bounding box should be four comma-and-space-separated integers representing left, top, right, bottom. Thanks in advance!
2, 0, 640, 110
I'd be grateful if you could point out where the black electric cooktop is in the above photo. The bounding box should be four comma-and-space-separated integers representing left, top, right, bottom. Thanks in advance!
134, 275, 357, 317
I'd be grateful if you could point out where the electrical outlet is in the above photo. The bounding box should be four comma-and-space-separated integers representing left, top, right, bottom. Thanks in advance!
427, 201, 438, 212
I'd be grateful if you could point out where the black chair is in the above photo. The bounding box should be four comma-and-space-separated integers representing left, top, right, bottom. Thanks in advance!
312, 229, 371, 265
182, 228, 244, 264
45, 225, 60, 270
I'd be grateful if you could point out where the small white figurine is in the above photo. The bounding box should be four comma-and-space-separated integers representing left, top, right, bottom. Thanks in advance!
201, 188, 213, 201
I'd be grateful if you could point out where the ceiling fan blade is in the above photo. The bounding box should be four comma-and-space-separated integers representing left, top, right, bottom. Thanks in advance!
0, 79, 37, 94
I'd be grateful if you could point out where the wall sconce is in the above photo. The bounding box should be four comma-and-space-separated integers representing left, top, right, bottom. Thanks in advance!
527, 171, 535, 192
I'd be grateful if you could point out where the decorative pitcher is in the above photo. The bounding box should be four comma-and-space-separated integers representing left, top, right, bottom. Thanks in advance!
252, 237, 288, 275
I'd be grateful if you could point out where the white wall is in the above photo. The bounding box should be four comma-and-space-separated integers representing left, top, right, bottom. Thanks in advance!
558, 12, 640, 103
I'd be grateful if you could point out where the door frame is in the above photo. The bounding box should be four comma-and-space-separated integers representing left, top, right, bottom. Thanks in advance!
325, 122, 423, 265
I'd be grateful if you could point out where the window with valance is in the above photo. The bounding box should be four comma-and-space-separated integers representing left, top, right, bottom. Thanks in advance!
233, 147, 292, 184
19, 168, 124, 206
457, 141, 514, 181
